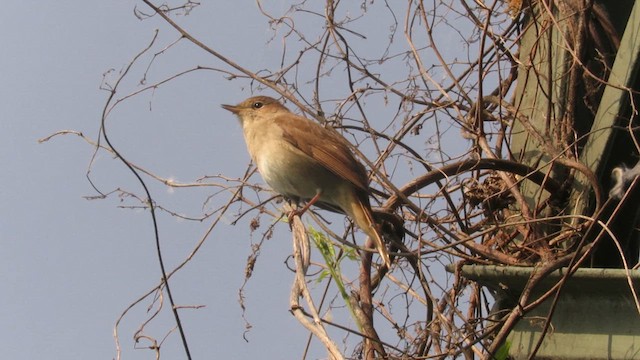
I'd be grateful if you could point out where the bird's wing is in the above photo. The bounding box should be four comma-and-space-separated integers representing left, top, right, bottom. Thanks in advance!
274, 114, 370, 192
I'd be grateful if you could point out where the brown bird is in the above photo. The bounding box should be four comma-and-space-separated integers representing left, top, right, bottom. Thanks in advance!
222, 96, 392, 268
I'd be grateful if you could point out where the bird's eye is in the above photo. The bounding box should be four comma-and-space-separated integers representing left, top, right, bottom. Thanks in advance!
252, 101, 264, 109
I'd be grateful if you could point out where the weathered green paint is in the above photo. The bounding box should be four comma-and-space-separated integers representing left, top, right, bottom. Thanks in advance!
511, 3, 571, 210
570, 0, 640, 218
457, 265, 640, 360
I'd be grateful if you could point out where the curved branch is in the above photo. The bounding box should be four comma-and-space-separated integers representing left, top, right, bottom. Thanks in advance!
385, 158, 562, 210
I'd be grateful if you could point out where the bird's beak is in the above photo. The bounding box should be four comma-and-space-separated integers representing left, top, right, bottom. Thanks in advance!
221, 104, 240, 114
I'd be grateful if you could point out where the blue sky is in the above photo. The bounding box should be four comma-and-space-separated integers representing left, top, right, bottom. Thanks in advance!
2, 1, 318, 358
1, 1, 478, 359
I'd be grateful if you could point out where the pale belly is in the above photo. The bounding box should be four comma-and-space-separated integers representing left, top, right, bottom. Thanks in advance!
254, 142, 345, 204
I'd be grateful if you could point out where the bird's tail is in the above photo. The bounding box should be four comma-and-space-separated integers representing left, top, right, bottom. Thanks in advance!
347, 195, 392, 269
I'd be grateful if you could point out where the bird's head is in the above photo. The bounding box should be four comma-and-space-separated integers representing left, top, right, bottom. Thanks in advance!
221, 96, 288, 124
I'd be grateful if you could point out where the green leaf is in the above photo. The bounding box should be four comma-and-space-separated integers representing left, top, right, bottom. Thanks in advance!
494, 340, 511, 360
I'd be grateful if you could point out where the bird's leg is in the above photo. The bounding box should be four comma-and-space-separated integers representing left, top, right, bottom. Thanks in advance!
287, 190, 323, 225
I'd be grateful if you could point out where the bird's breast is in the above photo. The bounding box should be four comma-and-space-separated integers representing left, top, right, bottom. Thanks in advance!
241, 118, 353, 208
